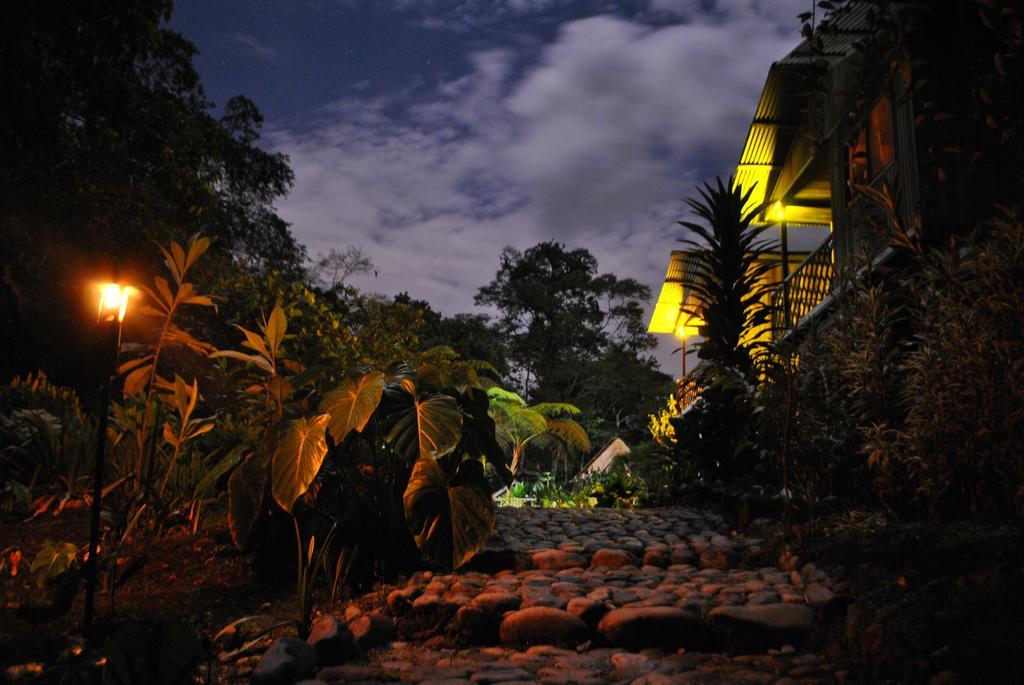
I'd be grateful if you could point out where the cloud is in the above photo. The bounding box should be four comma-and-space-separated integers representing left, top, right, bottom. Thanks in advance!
231, 33, 277, 60
270, 10, 799, 372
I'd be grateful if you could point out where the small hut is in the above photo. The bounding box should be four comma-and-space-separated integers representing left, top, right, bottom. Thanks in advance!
577, 438, 630, 478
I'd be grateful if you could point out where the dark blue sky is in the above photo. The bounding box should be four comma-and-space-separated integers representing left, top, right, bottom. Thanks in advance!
169, 0, 813, 373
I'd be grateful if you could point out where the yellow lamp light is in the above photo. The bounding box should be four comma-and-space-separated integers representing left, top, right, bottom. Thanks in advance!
675, 322, 701, 338
772, 201, 786, 222
97, 283, 135, 322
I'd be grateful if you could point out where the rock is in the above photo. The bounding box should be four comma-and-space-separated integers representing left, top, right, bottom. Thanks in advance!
566, 597, 609, 627
449, 605, 500, 645
597, 607, 705, 651
316, 664, 384, 682
252, 636, 317, 685
471, 591, 522, 613
306, 616, 359, 665
708, 603, 814, 651
469, 669, 533, 683
642, 549, 670, 568
387, 587, 418, 616
803, 583, 835, 609
610, 652, 652, 671
698, 548, 732, 571
398, 597, 460, 641
532, 549, 587, 570
349, 612, 395, 649
499, 607, 590, 647
590, 548, 636, 569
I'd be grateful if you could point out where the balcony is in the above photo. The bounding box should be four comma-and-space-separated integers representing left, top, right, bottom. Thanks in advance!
770, 233, 834, 333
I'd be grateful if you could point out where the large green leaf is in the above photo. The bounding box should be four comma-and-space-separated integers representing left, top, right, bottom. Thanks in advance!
271, 413, 330, 513
228, 452, 268, 549
319, 370, 386, 444
403, 457, 495, 569
383, 382, 463, 461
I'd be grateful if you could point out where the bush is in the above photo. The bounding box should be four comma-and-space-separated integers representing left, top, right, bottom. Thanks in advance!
0, 371, 96, 494
771, 209, 1024, 520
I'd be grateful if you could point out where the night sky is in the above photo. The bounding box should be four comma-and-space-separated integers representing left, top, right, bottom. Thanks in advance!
169, 0, 811, 373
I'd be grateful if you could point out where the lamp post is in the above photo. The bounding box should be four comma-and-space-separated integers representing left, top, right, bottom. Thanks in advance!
773, 202, 792, 330
83, 283, 132, 639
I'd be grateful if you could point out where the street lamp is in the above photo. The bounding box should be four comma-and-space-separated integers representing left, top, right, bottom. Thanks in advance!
674, 318, 701, 378
83, 283, 133, 639
772, 201, 792, 330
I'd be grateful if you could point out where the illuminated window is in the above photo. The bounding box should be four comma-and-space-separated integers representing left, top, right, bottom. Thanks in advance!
868, 96, 895, 174
849, 95, 895, 185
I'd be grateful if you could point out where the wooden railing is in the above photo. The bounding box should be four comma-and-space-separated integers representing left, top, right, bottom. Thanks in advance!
771, 234, 834, 332
676, 374, 701, 412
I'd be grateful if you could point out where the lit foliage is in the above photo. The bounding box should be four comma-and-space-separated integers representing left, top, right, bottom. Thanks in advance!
487, 387, 591, 475
677, 177, 774, 378
216, 305, 512, 569
647, 394, 680, 449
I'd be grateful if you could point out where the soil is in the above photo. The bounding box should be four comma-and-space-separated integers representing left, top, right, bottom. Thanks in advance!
0, 506, 294, 673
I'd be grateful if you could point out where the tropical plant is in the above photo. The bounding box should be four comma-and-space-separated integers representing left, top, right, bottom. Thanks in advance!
0, 372, 96, 505
486, 387, 591, 476
214, 303, 513, 571
293, 519, 337, 639
116, 234, 216, 497
678, 177, 775, 377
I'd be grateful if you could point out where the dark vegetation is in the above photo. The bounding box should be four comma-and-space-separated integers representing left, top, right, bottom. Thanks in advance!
2, 1, 1023, 683
655, 2, 1024, 681
0, 0, 670, 676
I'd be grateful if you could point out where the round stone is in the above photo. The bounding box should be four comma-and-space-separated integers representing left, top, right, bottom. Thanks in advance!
499, 607, 591, 647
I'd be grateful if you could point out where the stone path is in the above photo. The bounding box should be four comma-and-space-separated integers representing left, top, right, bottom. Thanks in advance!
249, 508, 847, 685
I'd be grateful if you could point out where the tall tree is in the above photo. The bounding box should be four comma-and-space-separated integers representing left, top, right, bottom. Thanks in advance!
679, 178, 773, 378
475, 242, 669, 443
397, 294, 509, 377
0, 0, 304, 387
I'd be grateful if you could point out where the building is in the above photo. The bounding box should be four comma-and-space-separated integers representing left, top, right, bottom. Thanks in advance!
649, 1, 1019, 392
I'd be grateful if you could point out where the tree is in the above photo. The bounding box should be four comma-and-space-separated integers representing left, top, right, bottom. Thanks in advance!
310, 246, 375, 291
0, 0, 304, 387
475, 242, 659, 404
679, 178, 774, 378
396, 294, 510, 378
486, 388, 590, 476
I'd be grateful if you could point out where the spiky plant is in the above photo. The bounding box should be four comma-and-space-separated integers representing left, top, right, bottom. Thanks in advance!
678, 177, 775, 378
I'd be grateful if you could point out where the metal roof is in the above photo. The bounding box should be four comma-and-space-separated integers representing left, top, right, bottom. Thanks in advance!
736, 1, 877, 222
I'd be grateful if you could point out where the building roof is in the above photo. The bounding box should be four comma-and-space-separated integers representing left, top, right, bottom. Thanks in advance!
578, 437, 630, 477
736, 2, 878, 223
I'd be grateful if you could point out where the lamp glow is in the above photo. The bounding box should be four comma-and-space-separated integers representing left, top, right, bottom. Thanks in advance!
772, 201, 786, 222
675, 323, 700, 338
97, 284, 135, 322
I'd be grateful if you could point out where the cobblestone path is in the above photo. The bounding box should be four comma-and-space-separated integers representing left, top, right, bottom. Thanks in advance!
252, 508, 847, 685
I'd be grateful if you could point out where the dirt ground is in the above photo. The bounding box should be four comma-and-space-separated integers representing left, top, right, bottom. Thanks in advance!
0, 506, 294, 672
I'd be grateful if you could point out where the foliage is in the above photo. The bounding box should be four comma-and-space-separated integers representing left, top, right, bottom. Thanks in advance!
404, 457, 495, 569
30, 539, 79, 589
671, 363, 761, 484
402, 295, 510, 379
0, 372, 96, 498
215, 303, 511, 570
0, 0, 303, 388
116, 234, 216, 503
310, 245, 375, 291
213, 272, 424, 391
475, 242, 668, 443
293, 520, 338, 639
647, 393, 681, 449
757, 203, 1024, 520
678, 177, 774, 377
883, 209, 1024, 517
486, 387, 590, 476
